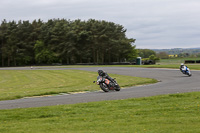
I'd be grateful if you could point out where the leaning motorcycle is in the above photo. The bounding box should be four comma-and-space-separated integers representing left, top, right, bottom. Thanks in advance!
93, 76, 121, 92
181, 66, 192, 76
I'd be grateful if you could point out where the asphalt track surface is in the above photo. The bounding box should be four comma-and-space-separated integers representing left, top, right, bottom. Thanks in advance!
0, 67, 200, 110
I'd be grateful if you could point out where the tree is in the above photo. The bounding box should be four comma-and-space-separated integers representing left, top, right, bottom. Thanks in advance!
16, 20, 37, 65
4, 21, 19, 66
34, 40, 56, 64
0, 19, 137, 66
149, 54, 160, 63
0, 19, 8, 66
138, 49, 156, 58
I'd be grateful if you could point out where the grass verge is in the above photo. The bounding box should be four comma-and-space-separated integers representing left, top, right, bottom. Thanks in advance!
30, 63, 200, 70
63, 64, 200, 70
0, 69, 157, 101
0, 92, 199, 133
128, 64, 200, 70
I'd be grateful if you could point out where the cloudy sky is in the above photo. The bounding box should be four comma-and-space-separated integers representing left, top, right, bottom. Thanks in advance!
1, 0, 200, 49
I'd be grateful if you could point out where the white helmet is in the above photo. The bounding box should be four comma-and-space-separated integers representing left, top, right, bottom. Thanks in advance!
181, 63, 184, 66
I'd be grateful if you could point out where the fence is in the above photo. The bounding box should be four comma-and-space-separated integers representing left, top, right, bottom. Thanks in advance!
184, 60, 200, 64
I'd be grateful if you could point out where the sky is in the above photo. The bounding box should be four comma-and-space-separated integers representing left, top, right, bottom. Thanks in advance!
1, 0, 200, 49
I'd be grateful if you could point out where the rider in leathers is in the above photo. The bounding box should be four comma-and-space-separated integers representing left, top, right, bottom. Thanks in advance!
180, 63, 187, 74
98, 70, 116, 85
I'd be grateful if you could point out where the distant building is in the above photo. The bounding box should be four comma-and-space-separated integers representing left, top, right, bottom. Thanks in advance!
168, 55, 178, 58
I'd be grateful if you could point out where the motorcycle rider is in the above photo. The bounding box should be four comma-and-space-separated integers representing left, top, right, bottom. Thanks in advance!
97, 70, 117, 85
180, 63, 188, 74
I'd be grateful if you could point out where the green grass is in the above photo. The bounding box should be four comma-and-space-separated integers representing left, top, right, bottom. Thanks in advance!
150, 57, 200, 70
0, 70, 157, 101
129, 64, 200, 70
31, 63, 200, 70
62, 64, 200, 70
0, 92, 199, 133
25, 57, 200, 70
44, 57, 200, 70
144, 57, 200, 70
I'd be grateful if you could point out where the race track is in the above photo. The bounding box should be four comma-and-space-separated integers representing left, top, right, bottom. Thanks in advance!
0, 67, 200, 110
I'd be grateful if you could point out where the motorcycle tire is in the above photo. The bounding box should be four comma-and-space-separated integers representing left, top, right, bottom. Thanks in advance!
115, 84, 121, 91
186, 71, 192, 77
100, 83, 110, 92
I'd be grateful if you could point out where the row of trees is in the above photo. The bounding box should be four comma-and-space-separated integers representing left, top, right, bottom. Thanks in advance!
0, 19, 137, 66
153, 48, 200, 58
156, 52, 200, 59
138, 49, 200, 59
137, 49, 160, 63
138, 49, 156, 58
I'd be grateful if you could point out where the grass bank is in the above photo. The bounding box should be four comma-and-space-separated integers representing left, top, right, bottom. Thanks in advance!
60, 64, 200, 70
0, 70, 157, 101
127, 64, 200, 70
0, 92, 199, 133
30, 63, 200, 70
24, 57, 200, 70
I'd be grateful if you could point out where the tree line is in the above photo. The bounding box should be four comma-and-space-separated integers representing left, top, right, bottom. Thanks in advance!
153, 48, 200, 58
0, 19, 137, 67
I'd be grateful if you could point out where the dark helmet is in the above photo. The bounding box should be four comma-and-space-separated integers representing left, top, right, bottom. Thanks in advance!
98, 70, 104, 76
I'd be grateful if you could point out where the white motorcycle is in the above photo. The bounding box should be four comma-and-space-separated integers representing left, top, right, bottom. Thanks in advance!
180, 66, 192, 76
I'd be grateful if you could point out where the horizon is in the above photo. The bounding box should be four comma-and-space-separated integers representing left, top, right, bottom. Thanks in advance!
138, 47, 200, 50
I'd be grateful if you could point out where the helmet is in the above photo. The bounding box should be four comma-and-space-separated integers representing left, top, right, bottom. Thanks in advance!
181, 63, 184, 66
98, 70, 104, 76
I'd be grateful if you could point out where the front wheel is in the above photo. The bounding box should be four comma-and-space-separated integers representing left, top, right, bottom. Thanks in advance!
186, 71, 192, 76
100, 83, 109, 92
115, 84, 121, 91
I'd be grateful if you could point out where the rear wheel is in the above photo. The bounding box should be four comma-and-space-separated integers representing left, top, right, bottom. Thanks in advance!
100, 83, 109, 92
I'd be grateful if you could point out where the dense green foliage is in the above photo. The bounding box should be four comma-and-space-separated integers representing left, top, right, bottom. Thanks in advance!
0, 19, 137, 66
138, 49, 156, 58
0, 92, 199, 132
137, 49, 160, 63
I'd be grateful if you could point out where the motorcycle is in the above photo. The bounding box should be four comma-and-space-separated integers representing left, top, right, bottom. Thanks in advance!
93, 76, 121, 92
180, 66, 192, 76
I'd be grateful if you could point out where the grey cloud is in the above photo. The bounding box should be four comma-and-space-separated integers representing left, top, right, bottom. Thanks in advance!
0, 0, 200, 49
